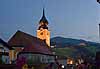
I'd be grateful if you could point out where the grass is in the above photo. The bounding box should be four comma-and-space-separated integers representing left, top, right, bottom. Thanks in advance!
52, 48, 75, 57
52, 45, 99, 57
84, 46, 97, 55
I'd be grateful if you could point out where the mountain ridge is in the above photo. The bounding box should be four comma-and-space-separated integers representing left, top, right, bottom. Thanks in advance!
50, 36, 100, 47
51, 36, 100, 58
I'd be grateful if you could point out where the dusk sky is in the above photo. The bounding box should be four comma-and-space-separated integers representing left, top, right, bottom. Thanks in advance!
0, 0, 100, 42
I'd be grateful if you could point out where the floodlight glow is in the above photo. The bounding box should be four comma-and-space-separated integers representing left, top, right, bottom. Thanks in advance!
61, 65, 64, 68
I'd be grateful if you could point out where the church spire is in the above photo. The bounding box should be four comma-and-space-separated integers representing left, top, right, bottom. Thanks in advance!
37, 7, 50, 47
39, 8, 48, 25
43, 8, 45, 17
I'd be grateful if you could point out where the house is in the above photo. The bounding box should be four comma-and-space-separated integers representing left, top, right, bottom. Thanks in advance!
0, 38, 13, 64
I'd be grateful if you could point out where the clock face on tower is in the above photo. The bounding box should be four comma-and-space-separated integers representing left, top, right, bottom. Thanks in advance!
40, 32, 43, 35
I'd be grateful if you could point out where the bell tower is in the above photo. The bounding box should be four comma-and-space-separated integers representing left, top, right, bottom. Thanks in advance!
37, 8, 50, 47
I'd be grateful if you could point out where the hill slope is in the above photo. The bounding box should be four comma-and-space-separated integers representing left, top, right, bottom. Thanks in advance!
51, 36, 100, 47
51, 36, 100, 57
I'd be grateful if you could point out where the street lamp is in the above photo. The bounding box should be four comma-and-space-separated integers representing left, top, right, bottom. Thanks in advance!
61, 65, 65, 69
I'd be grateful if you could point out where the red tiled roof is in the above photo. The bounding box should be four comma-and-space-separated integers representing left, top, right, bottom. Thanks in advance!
8, 30, 52, 55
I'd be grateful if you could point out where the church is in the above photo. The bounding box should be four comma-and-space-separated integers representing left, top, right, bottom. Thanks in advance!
0, 7, 67, 68
6, 8, 57, 68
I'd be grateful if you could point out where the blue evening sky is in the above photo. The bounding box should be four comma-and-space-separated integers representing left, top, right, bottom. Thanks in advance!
0, 0, 100, 42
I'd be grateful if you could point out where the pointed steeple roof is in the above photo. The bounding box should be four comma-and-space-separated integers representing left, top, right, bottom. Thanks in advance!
39, 8, 48, 24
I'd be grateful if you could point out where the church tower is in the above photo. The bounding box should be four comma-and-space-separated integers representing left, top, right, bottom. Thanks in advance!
37, 8, 50, 47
